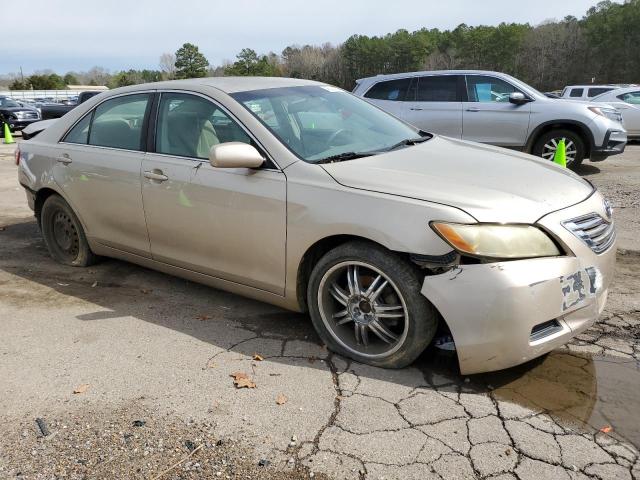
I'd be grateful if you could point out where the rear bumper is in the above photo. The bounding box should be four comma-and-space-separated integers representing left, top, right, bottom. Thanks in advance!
591, 129, 627, 161
421, 191, 616, 375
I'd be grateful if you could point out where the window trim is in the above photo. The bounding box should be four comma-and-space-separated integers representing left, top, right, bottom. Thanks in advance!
59, 90, 156, 152
569, 88, 584, 98
148, 89, 281, 171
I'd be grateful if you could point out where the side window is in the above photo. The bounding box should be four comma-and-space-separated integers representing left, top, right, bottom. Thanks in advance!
62, 113, 92, 144
569, 88, 584, 98
466, 76, 521, 103
618, 91, 640, 104
364, 78, 411, 101
156, 93, 251, 159
416, 75, 459, 102
588, 87, 613, 97
88, 94, 150, 151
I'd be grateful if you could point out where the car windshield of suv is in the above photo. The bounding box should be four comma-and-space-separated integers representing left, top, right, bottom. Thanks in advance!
232, 86, 426, 163
0, 98, 21, 108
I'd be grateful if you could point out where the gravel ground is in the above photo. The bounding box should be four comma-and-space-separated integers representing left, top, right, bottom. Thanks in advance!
1, 138, 639, 480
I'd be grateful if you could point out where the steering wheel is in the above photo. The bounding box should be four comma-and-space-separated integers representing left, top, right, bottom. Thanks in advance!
324, 128, 351, 148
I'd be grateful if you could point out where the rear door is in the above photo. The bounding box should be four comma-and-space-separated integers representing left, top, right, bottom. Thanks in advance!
462, 74, 531, 147
403, 74, 464, 138
53, 92, 152, 257
141, 91, 287, 294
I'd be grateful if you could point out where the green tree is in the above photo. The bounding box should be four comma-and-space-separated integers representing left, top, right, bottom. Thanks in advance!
174, 43, 209, 79
225, 48, 280, 76
63, 73, 79, 85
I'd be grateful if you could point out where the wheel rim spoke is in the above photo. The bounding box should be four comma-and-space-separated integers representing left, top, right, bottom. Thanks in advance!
369, 279, 388, 302
329, 282, 349, 306
332, 308, 348, 319
347, 265, 361, 295
369, 319, 399, 344
374, 304, 403, 312
364, 274, 383, 298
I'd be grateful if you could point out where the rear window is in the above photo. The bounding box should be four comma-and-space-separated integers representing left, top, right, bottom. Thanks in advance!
364, 78, 411, 101
588, 87, 614, 97
569, 88, 584, 98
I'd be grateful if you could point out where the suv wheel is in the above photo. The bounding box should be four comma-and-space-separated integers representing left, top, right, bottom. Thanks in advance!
41, 194, 97, 267
532, 129, 585, 170
307, 241, 438, 368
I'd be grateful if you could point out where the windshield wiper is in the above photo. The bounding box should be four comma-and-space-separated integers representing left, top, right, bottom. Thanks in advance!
386, 135, 432, 152
315, 151, 376, 164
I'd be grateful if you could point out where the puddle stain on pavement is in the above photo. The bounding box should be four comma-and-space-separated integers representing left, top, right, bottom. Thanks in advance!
420, 350, 640, 447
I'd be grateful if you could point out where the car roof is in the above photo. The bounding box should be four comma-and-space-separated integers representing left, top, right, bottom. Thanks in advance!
592, 86, 640, 100
564, 85, 617, 89
106, 77, 327, 95
356, 70, 516, 83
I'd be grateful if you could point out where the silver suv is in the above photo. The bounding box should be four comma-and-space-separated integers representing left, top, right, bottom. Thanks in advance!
353, 70, 627, 169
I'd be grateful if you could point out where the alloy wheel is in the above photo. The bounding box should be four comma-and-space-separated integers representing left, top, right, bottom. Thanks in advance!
317, 261, 409, 358
540, 137, 577, 165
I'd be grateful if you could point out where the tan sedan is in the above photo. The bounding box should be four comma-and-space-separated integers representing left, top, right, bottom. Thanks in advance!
17, 78, 616, 374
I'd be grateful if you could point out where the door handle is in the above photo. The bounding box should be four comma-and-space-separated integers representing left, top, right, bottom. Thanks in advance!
466, 107, 480, 112
144, 170, 168, 182
409, 107, 424, 111
56, 154, 72, 164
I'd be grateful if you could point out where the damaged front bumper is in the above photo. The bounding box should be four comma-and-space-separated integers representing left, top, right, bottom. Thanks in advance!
421, 191, 616, 375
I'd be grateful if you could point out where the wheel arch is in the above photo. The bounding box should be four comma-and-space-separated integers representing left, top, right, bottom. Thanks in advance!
34, 187, 62, 227
295, 234, 405, 313
526, 120, 594, 158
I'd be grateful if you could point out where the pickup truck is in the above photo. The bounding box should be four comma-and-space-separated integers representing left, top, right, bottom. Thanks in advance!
40, 91, 103, 120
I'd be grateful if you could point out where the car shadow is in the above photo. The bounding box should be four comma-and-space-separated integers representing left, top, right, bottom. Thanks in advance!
575, 162, 601, 175
4, 216, 637, 444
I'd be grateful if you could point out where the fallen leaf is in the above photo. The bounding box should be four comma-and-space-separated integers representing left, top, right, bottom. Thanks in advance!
600, 425, 613, 433
140, 288, 152, 294
73, 384, 89, 394
91, 281, 98, 288
276, 393, 288, 405
253, 353, 264, 361
230, 372, 256, 389
505, 448, 512, 456
196, 314, 211, 321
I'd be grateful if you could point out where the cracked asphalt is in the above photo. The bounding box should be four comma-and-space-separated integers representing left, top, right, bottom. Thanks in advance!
0, 139, 639, 479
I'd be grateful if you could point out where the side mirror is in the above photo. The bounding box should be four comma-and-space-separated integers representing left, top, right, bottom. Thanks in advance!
509, 92, 529, 105
209, 142, 265, 169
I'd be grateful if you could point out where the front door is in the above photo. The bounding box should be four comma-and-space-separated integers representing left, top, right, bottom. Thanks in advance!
53, 92, 152, 257
141, 92, 287, 295
462, 75, 531, 147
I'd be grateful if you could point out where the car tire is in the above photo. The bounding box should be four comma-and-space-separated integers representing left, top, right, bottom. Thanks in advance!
532, 129, 585, 170
307, 241, 438, 368
40, 194, 97, 267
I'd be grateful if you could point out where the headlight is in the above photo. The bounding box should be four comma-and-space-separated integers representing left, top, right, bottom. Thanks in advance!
431, 222, 560, 259
588, 106, 622, 123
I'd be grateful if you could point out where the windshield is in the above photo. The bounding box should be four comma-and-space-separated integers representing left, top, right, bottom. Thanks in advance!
231, 85, 423, 162
0, 98, 21, 108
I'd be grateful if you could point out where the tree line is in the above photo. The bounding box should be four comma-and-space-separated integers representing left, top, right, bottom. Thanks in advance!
3, 0, 638, 92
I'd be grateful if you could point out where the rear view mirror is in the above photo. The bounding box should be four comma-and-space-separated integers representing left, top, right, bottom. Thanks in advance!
209, 142, 265, 169
509, 92, 529, 105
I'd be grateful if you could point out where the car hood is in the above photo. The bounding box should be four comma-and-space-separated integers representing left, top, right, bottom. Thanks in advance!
1, 106, 37, 113
321, 136, 594, 223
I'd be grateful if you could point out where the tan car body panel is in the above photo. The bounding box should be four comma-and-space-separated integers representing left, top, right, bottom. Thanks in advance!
19, 78, 614, 374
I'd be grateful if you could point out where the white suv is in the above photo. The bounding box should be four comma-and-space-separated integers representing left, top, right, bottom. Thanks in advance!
353, 70, 627, 169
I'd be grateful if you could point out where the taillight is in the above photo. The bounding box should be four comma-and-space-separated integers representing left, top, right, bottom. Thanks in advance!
14, 146, 20, 166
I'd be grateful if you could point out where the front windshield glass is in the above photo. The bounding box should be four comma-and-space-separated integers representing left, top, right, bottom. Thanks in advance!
231, 85, 424, 162
0, 98, 21, 108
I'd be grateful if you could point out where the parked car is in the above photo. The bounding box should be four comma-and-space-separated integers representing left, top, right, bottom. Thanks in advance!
0, 96, 41, 132
592, 87, 640, 139
17, 78, 616, 374
40, 91, 103, 120
353, 70, 627, 169
560, 85, 618, 100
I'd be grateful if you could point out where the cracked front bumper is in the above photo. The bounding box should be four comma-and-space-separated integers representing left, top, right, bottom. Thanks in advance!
421, 191, 616, 375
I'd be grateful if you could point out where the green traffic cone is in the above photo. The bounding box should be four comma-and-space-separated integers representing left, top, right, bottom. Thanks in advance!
3, 122, 15, 145
553, 138, 566, 168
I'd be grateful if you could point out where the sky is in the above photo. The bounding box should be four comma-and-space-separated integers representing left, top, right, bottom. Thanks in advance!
2, 0, 607, 76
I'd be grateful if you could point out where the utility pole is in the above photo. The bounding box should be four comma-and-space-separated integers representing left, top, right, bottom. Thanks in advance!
20, 66, 24, 84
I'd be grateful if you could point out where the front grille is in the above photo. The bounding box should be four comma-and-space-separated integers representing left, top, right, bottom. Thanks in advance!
562, 213, 616, 254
